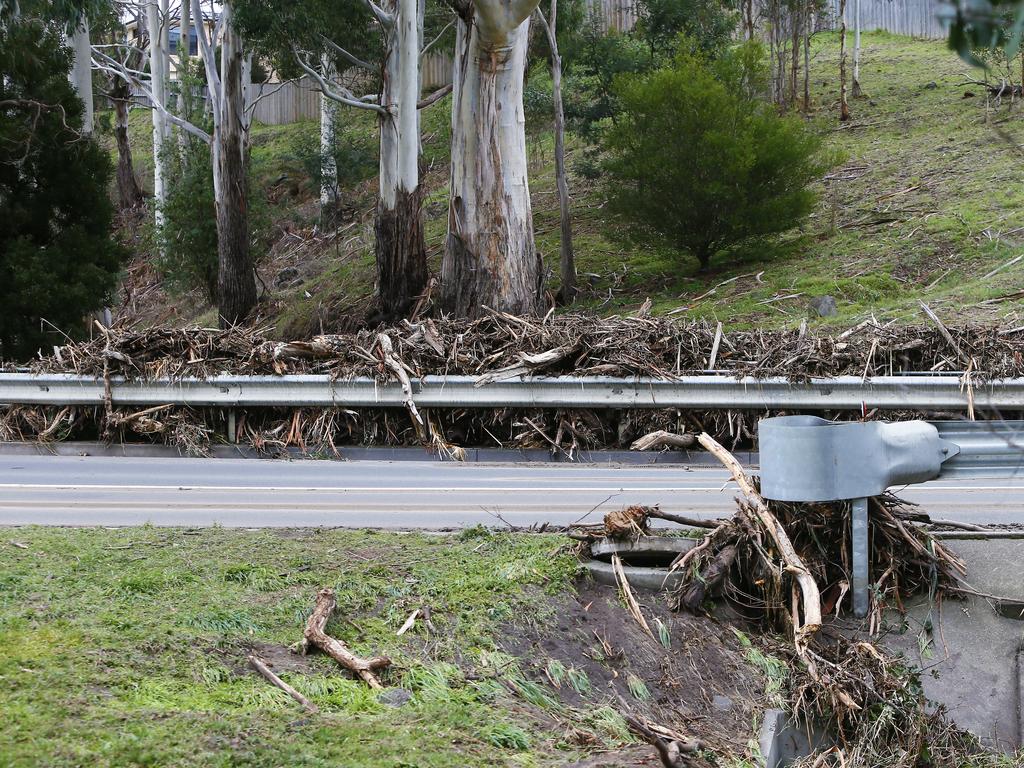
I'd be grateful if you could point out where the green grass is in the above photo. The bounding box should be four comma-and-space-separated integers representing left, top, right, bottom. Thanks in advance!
103, 32, 1024, 332
0, 527, 594, 767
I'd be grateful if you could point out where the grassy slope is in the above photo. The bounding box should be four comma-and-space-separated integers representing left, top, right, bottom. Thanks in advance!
0, 528, 610, 767
111, 32, 1024, 333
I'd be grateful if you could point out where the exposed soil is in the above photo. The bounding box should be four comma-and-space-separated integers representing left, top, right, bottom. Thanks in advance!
504, 578, 766, 759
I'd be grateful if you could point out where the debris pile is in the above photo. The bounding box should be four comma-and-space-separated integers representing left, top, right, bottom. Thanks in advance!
5, 314, 1024, 453
580, 434, 1010, 767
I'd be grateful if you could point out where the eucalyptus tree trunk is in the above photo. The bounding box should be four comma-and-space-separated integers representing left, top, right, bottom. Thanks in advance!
852, 0, 862, 97
537, 1, 573, 303
376, 0, 427, 316
319, 56, 341, 216
839, 0, 850, 121
212, 7, 256, 327
441, 0, 542, 317
112, 78, 145, 209
146, 0, 168, 223
69, 18, 93, 134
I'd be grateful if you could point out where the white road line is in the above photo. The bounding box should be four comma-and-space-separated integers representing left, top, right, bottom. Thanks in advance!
0, 483, 726, 492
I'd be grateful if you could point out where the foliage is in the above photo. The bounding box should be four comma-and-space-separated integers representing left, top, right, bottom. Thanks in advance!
562, 12, 652, 140
0, 18, 123, 360
601, 40, 829, 270
633, 0, 738, 59
288, 117, 377, 203
157, 138, 220, 302
943, 0, 1024, 65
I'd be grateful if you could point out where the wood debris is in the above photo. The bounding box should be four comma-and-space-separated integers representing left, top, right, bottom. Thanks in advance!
300, 588, 391, 689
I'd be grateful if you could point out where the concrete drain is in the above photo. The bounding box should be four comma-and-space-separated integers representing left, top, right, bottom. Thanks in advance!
585, 535, 697, 592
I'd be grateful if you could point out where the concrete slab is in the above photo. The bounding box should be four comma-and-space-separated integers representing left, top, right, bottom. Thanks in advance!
877, 538, 1024, 751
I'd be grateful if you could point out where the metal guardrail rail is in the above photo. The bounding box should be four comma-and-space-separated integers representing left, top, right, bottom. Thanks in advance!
1, 372, 1023, 410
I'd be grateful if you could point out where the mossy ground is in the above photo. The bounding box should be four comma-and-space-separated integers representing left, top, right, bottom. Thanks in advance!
105, 32, 1024, 332
0, 527, 603, 767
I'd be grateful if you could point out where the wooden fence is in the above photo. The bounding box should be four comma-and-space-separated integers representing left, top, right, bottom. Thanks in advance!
826, 0, 950, 39
134, 0, 946, 126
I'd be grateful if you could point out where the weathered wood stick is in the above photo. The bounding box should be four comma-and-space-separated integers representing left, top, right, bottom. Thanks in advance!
646, 507, 722, 530
629, 430, 696, 452
301, 588, 391, 690
248, 653, 319, 714
697, 433, 822, 647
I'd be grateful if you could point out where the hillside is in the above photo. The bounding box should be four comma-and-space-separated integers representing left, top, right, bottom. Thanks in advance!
107, 32, 1024, 335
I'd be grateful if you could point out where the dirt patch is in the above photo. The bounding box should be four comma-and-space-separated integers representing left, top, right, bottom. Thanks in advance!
503, 577, 765, 755
210, 640, 325, 677
562, 744, 666, 767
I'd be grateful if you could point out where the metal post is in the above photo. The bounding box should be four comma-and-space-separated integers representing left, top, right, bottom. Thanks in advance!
851, 497, 869, 618
227, 409, 236, 444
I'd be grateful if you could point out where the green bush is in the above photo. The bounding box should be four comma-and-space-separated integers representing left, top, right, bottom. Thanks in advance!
0, 19, 124, 360
290, 118, 377, 205
601, 41, 829, 271
157, 139, 219, 302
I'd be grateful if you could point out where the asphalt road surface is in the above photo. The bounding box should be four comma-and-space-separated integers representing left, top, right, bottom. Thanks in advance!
2, 454, 1024, 528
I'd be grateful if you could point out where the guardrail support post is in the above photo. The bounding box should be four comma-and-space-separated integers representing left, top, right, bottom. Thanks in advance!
851, 497, 869, 618
227, 409, 236, 444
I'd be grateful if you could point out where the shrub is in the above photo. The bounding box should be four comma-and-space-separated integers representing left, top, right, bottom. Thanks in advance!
601, 41, 829, 271
0, 19, 124, 360
157, 138, 219, 302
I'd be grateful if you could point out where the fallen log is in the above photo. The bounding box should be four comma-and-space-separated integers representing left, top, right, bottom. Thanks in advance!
300, 588, 391, 689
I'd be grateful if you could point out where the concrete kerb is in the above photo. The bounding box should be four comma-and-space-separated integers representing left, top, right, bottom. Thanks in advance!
0, 440, 757, 465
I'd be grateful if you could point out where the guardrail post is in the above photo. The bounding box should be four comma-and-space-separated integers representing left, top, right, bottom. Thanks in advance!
227, 409, 236, 444
851, 497, 869, 618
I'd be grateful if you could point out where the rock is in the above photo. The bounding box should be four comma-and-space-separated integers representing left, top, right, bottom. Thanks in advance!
809, 295, 838, 318
712, 694, 734, 712
924, 81, 938, 90
274, 267, 300, 288
378, 688, 413, 708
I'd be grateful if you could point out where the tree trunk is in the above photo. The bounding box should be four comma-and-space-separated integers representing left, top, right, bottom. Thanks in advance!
839, 0, 850, 121
146, 0, 168, 223
214, 9, 256, 326
319, 56, 341, 217
803, 10, 811, 110
69, 18, 93, 134
543, 1, 574, 304
441, 5, 541, 317
376, 0, 428, 316
852, 0, 862, 97
112, 82, 145, 209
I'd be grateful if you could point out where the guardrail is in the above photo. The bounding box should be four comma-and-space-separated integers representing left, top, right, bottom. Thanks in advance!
0, 373, 1022, 410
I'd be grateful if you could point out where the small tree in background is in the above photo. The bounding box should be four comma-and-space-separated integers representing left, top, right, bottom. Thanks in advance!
0, 18, 124, 360
601, 41, 828, 272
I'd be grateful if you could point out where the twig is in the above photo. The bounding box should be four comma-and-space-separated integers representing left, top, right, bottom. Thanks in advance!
248, 653, 319, 713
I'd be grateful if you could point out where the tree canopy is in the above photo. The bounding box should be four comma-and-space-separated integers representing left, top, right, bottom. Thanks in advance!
0, 18, 124, 358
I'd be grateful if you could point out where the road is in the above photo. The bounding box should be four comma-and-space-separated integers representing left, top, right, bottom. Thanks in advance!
1, 453, 1024, 528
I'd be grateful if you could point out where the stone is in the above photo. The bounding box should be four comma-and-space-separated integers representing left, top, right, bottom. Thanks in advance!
712, 694, 733, 712
274, 266, 300, 288
924, 81, 938, 90
809, 295, 838, 318
378, 687, 413, 708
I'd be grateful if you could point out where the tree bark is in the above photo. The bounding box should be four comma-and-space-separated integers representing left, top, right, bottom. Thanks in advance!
839, 0, 850, 121
376, 0, 428, 316
852, 0, 862, 97
441, 0, 542, 317
112, 81, 145, 209
319, 56, 341, 217
146, 0, 168, 223
214, 5, 256, 326
69, 18, 93, 135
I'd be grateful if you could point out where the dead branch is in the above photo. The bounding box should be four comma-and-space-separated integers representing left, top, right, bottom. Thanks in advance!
301, 588, 391, 689
629, 430, 696, 451
248, 653, 319, 713
697, 432, 822, 648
